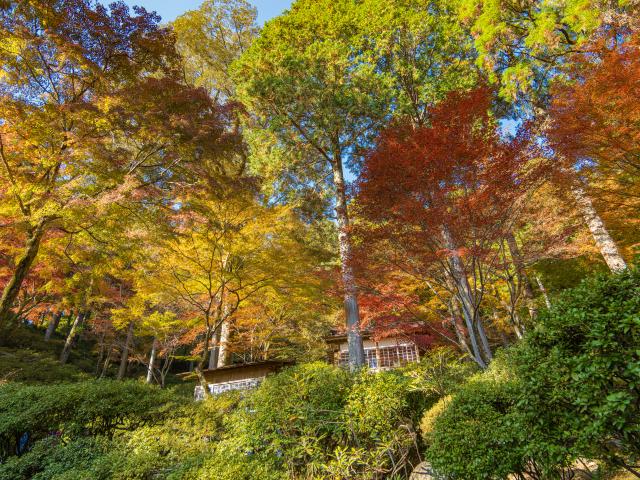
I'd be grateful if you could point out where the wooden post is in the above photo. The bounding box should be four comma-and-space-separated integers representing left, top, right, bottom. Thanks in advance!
374, 341, 382, 370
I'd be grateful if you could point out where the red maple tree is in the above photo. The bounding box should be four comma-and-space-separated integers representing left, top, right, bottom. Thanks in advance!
355, 88, 532, 367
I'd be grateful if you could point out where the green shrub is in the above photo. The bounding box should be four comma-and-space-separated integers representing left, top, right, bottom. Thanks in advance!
111, 391, 243, 479
425, 369, 534, 480
0, 389, 245, 480
337, 370, 419, 479
425, 268, 640, 479
220, 362, 352, 477
0, 348, 89, 385
403, 346, 478, 406
0, 380, 179, 460
0, 436, 114, 480
345, 370, 412, 441
186, 450, 283, 480
215, 363, 423, 479
513, 268, 640, 472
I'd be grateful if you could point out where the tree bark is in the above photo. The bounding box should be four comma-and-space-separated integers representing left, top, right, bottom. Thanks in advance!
159, 354, 173, 388
117, 321, 135, 380
195, 324, 214, 397
208, 324, 222, 370
95, 331, 106, 376
59, 311, 86, 364
476, 317, 493, 362
442, 226, 490, 368
217, 320, 230, 368
535, 275, 552, 310
100, 346, 113, 379
44, 311, 63, 342
572, 184, 627, 273
0, 221, 46, 330
331, 156, 365, 370
146, 337, 158, 384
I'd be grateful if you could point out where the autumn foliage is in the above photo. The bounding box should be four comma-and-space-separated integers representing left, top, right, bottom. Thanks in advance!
549, 32, 640, 220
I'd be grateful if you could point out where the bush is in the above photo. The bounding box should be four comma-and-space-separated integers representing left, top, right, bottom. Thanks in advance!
425, 268, 640, 479
0, 380, 179, 460
0, 436, 113, 480
425, 368, 535, 480
514, 268, 640, 473
403, 346, 478, 406
110, 391, 242, 479
219, 362, 352, 477
212, 363, 423, 480
338, 371, 419, 479
0, 348, 89, 385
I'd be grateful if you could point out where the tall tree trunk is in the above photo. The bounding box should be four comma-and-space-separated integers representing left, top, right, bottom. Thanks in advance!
217, 319, 230, 368
535, 275, 552, 310
442, 278, 474, 357
146, 337, 158, 384
117, 321, 135, 380
331, 156, 365, 370
572, 184, 627, 273
0, 221, 46, 330
208, 323, 222, 370
195, 324, 214, 398
95, 331, 106, 376
44, 310, 63, 341
450, 307, 473, 357
476, 317, 493, 362
442, 226, 489, 368
59, 311, 86, 364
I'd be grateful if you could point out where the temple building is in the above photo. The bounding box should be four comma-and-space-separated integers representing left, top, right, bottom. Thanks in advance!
325, 329, 428, 371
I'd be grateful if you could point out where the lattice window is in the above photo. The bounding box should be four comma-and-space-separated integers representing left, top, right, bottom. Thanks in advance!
365, 348, 378, 369
337, 343, 417, 370
338, 351, 349, 367
395, 344, 418, 364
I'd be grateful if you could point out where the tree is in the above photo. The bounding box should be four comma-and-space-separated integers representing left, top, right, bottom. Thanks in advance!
235, 0, 477, 368
0, 0, 227, 331
234, 0, 385, 368
458, 0, 639, 103
547, 33, 640, 272
427, 268, 640, 479
173, 0, 258, 101
357, 88, 532, 367
225, 229, 336, 363
148, 190, 307, 394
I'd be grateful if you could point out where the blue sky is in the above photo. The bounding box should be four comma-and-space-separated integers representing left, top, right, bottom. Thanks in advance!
118, 0, 292, 24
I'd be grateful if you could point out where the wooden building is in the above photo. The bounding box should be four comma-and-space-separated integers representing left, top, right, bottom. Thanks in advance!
325, 331, 423, 371
189, 360, 295, 400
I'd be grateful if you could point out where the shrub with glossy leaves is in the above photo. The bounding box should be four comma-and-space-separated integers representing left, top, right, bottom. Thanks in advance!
426, 268, 640, 479
212, 363, 422, 479
340, 370, 420, 479
513, 268, 640, 472
424, 369, 534, 479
